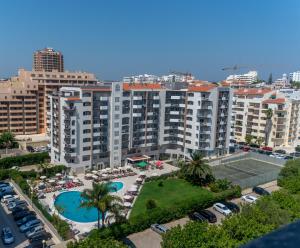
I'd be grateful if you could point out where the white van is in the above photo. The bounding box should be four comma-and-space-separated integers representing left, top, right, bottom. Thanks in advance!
25, 225, 44, 238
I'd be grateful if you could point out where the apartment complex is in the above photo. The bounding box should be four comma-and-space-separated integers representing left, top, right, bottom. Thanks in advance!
49, 82, 232, 170
232, 89, 300, 148
33, 48, 64, 72
226, 71, 258, 84
0, 69, 97, 135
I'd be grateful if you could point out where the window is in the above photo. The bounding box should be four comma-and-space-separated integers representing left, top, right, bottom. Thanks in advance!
83, 146, 91, 151
83, 111, 91, 116
115, 114, 120, 119
114, 122, 119, 128
82, 155, 90, 161
114, 140, 119, 145
83, 138, 91, 142
83, 102, 91, 106
115, 84, 120, 91
72, 139, 75, 144
83, 120, 91, 125
114, 131, 119, 136
83, 129, 91, 134
115, 106, 120, 111
83, 92, 91, 97
115, 97, 120, 102
72, 120, 75, 126
72, 130, 75, 135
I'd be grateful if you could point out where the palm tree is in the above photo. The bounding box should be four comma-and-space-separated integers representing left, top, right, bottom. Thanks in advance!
264, 108, 273, 146
181, 151, 214, 185
0, 132, 16, 154
80, 183, 123, 229
38, 162, 50, 176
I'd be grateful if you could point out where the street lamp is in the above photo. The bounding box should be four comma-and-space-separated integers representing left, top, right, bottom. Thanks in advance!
42, 240, 46, 248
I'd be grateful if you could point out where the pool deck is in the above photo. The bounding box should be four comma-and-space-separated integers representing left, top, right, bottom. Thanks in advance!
40, 163, 179, 237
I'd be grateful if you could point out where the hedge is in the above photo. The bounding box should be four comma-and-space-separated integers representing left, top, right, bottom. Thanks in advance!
0, 152, 49, 169
91, 185, 241, 240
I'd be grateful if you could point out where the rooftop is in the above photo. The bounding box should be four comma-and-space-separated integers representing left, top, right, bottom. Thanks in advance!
123, 83, 163, 91
235, 89, 273, 96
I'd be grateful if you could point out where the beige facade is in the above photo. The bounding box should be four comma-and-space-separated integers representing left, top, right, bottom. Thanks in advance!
233, 89, 300, 148
0, 69, 97, 135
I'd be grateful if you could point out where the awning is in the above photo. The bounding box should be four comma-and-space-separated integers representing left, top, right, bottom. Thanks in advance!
137, 161, 148, 167
155, 161, 163, 166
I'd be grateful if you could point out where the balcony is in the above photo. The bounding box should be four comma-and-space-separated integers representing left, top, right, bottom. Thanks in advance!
197, 114, 212, 119
170, 111, 180, 115
171, 96, 181, 100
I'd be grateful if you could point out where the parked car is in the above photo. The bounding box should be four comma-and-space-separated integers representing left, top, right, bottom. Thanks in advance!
150, 224, 169, 235
249, 143, 260, 148
26, 146, 35, 152
242, 195, 258, 203
274, 149, 286, 154
213, 203, 232, 216
289, 152, 300, 157
0, 182, 10, 188
29, 231, 52, 243
25, 240, 49, 248
242, 146, 250, 152
188, 212, 207, 222
26, 225, 45, 238
284, 155, 293, 160
14, 210, 35, 221
16, 215, 37, 226
1, 227, 14, 245
12, 206, 28, 215
1, 194, 19, 203
20, 219, 42, 233
262, 146, 273, 151
197, 210, 217, 223
8, 200, 27, 211
253, 186, 270, 196
220, 201, 240, 213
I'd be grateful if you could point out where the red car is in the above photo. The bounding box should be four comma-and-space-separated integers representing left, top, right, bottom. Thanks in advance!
242, 146, 250, 152
262, 146, 273, 151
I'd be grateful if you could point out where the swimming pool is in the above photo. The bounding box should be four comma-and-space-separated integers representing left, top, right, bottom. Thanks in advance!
54, 181, 124, 222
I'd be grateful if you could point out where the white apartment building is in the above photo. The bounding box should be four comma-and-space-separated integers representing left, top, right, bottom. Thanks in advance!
232, 88, 300, 148
226, 71, 258, 84
289, 71, 300, 82
48, 82, 232, 171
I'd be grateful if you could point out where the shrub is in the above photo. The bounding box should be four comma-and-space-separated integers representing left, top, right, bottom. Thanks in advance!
145, 171, 179, 182
158, 181, 164, 187
146, 199, 157, 210
0, 152, 49, 169
209, 179, 232, 193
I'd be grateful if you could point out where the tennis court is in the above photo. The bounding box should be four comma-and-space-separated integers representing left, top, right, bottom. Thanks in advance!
212, 158, 282, 189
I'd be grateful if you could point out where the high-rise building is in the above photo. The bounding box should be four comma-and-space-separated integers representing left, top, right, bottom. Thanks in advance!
0, 69, 97, 135
226, 71, 258, 84
289, 71, 300, 82
33, 48, 64, 72
48, 82, 232, 171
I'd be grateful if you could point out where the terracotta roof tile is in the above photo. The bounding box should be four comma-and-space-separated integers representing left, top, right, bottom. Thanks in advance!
188, 84, 217, 92
66, 97, 81, 101
123, 83, 162, 91
234, 89, 272, 96
263, 98, 285, 104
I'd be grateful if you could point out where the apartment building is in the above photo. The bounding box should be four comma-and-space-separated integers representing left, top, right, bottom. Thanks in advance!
226, 71, 258, 84
33, 48, 64, 72
232, 89, 300, 148
49, 82, 232, 170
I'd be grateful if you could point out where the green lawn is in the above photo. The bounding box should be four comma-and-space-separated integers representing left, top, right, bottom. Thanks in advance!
130, 178, 213, 218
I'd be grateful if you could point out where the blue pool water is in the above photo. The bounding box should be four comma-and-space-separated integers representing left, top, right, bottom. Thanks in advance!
54, 182, 124, 223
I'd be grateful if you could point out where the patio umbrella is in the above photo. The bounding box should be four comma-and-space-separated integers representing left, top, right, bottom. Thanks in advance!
139, 171, 146, 176
124, 202, 132, 208
92, 170, 98, 174
156, 161, 163, 166
40, 176, 47, 180
58, 180, 66, 185
113, 168, 119, 173
56, 173, 62, 177
128, 186, 138, 192
136, 161, 147, 168
85, 173, 93, 177
38, 182, 45, 186
68, 175, 75, 179
73, 179, 79, 183
92, 175, 98, 179
136, 178, 143, 182
151, 173, 159, 177
125, 165, 132, 170
101, 173, 108, 177
118, 166, 124, 170
48, 179, 56, 183
124, 195, 133, 200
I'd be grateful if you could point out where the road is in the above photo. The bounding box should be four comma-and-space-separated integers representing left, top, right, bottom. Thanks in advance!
0, 202, 29, 248
127, 181, 281, 248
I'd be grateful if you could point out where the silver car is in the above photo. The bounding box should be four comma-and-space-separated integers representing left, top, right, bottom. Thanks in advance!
20, 219, 42, 233
1, 227, 14, 245
150, 224, 169, 235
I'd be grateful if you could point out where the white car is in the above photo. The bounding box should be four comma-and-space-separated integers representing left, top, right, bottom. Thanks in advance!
241, 195, 258, 203
213, 203, 232, 216
1, 195, 19, 204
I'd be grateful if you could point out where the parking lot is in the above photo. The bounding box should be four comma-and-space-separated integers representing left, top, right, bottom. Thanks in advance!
0, 182, 56, 248
127, 182, 280, 248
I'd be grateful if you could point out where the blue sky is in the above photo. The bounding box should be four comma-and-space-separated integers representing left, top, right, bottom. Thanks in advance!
0, 0, 300, 81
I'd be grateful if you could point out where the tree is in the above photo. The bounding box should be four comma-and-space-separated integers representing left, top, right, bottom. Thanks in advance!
181, 151, 214, 185
38, 162, 51, 176
245, 134, 253, 145
0, 132, 17, 154
295, 146, 300, 153
268, 73, 273, 84
80, 183, 123, 229
67, 237, 126, 248
256, 137, 264, 147
264, 108, 273, 146
146, 199, 157, 210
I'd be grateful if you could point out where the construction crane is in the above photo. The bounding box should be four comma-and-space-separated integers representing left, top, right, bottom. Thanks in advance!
221, 65, 249, 71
